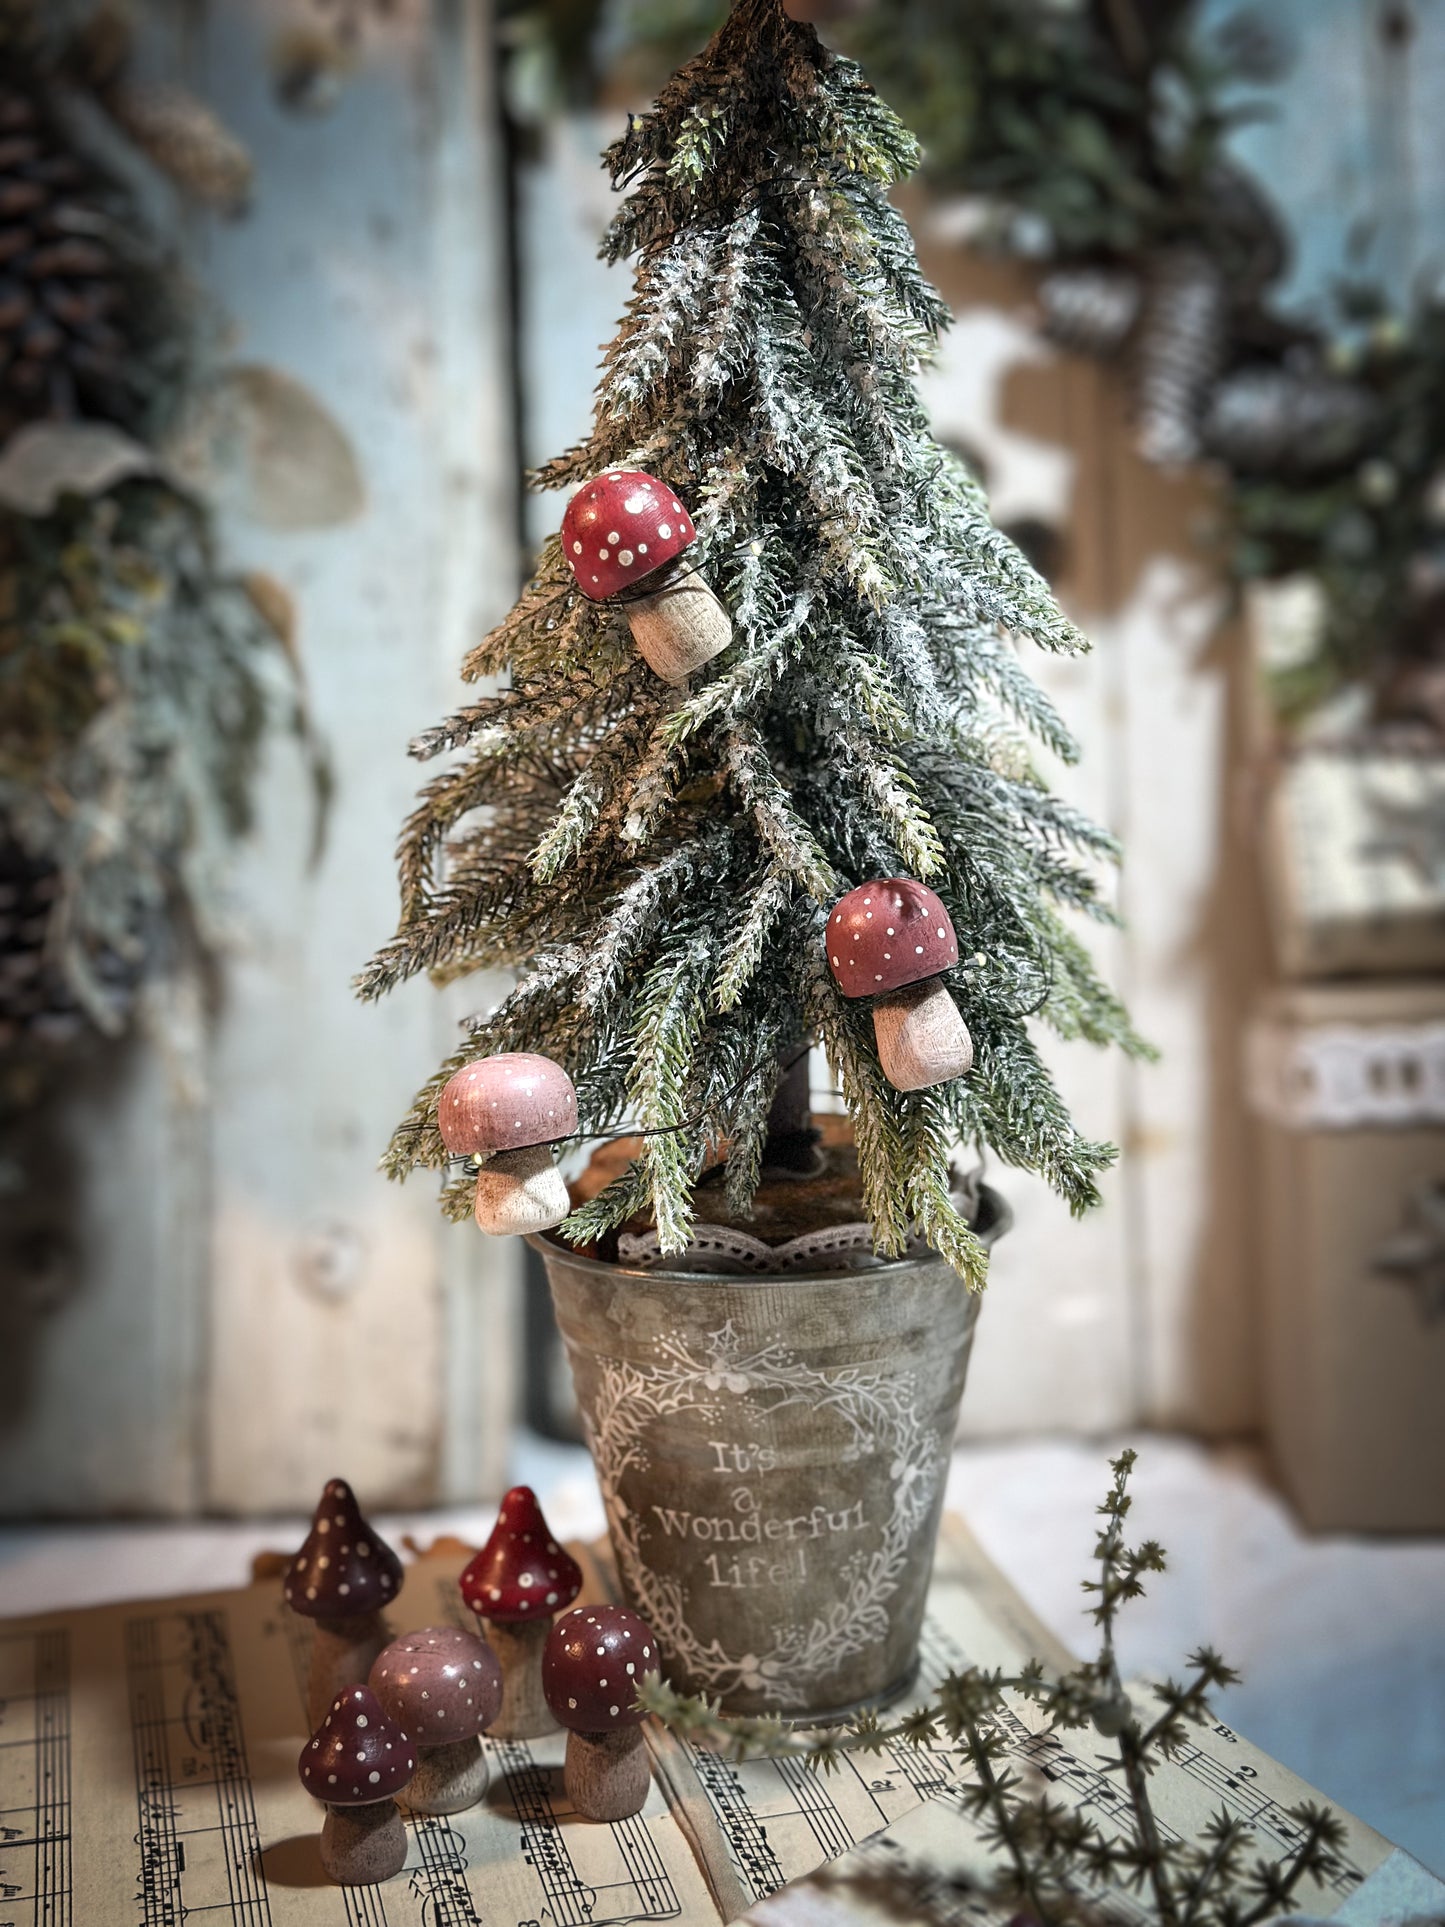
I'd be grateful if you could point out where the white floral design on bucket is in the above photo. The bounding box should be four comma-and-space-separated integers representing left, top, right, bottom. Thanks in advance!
570, 1319, 943, 1706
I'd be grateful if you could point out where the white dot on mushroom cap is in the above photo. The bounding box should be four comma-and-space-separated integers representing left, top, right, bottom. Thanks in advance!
607, 530, 621, 544
596, 1646, 606, 1657
338, 1584, 350, 1596
591, 574, 599, 584
568, 1697, 577, 1709
626, 1662, 635, 1674
328, 1774, 337, 1784
369, 1770, 380, 1783
305, 1586, 317, 1600
657, 523, 672, 539
638, 542, 648, 555
317, 1520, 330, 1533
642, 1646, 650, 1657
610, 1705, 619, 1717
915, 946, 925, 954
356, 1714, 368, 1728
597, 548, 610, 561
546, 1592, 557, 1605
571, 541, 582, 555
519, 1574, 533, 1587
356, 1751, 366, 1763
618, 549, 634, 566
887, 927, 895, 936
599, 1678, 607, 1687
875, 974, 883, 982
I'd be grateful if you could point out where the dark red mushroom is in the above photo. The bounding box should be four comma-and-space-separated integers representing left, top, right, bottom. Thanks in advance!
459, 1485, 582, 1738
542, 1604, 658, 1821
284, 1478, 403, 1729
298, 1685, 415, 1885
437, 1052, 579, 1235
826, 879, 973, 1091
368, 1626, 501, 1816
560, 470, 731, 683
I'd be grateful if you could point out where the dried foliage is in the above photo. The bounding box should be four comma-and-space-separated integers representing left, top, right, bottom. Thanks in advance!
365, 0, 1144, 1272
644, 1452, 1353, 1925
0, 482, 314, 1050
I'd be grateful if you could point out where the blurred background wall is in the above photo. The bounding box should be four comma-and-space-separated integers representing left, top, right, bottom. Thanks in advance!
2, 0, 1441, 1516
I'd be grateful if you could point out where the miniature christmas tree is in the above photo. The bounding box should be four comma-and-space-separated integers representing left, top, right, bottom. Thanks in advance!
360, 0, 1142, 1282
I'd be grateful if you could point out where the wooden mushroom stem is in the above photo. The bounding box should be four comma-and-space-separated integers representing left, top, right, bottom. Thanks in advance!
404, 1736, 488, 1816
307, 1611, 391, 1732
563, 1726, 651, 1823
872, 979, 974, 1093
626, 572, 731, 683
482, 1616, 556, 1739
319, 1800, 408, 1885
474, 1144, 570, 1235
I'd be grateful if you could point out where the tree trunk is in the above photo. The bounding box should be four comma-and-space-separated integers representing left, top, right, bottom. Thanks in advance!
761, 1045, 818, 1174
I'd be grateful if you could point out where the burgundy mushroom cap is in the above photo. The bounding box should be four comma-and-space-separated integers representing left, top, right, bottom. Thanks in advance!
459, 1485, 582, 1623
561, 470, 696, 601
826, 879, 959, 999
298, 1685, 415, 1805
284, 1479, 403, 1618
542, 1603, 658, 1731
369, 1626, 502, 1744
437, 1053, 578, 1159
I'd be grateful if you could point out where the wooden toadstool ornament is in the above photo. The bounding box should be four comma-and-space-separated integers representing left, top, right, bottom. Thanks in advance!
826, 879, 974, 1092
285, 1478, 404, 1729
438, 1052, 579, 1235
459, 1485, 582, 1739
542, 1603, 659, 1822
368, 1626, 501, 1815
561, 470, 731, 683
299, 1684, 415, 1885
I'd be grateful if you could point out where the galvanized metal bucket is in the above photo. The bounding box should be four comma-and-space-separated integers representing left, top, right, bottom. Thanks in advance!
531, 1182, 1011, 1721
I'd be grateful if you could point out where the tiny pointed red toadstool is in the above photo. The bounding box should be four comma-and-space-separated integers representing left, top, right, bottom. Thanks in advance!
542, 1603, 659, 1822
368, 1625, 501, 1815
459, 1485, 582, 1739
560, 469, 731, 683
438, 1052, 579, 1235
298, 1684, 416, 1885
826, 878, 973, 1091
284, 1478, 404, 1729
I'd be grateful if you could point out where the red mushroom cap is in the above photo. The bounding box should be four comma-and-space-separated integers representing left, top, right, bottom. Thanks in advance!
369, 1626, 502, 1744
284, 1478, 403, 1619
459, 1485, 582, 1623
298, 1684, 415, 1805
560, 470, 696, 601
826, 879, 959, 999
542, 1603, 657, 1732
437, 1052, 578, 1159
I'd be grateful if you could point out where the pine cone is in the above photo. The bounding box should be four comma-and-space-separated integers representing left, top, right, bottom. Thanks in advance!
0, 84, 131, 434
0, 843, 132, 1050
105, 79, 252, 212
1133, 247, 1228, 468
1037, 265, 1140, 359
1201, 366, 1378, 476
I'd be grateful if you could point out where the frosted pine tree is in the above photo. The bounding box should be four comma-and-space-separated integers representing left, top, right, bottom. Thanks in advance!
359, 0, 1143, 1284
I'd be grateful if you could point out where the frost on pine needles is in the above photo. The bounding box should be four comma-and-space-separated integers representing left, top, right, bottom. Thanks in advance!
359, 0, 1144, 1280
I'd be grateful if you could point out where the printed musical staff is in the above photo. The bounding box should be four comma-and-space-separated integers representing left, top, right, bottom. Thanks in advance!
124, 1610, 272, 1927
0, 1629, 71, 1927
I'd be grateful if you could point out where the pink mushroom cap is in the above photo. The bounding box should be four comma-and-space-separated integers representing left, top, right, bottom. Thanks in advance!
826, 879, 959, 999
560, 470, 697, 601
459, 1485, 582, 1623
437, 1052, 578, 1159
369, 1625, 502, 1743
283, 1477, 402, 1619
298, 1684, 415, 1804
542, 1603, 658, 1732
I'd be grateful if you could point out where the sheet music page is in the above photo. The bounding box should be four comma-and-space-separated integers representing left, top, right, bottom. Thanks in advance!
0, 1517, 1417, 1927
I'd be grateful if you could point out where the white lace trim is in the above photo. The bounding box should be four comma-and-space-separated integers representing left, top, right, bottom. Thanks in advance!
616, 1220, 933, 1275
1247, 1020, 1445, 1130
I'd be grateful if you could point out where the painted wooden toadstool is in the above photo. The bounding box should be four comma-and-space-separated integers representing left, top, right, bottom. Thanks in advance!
542, 1603, 658, 1822
560, 469, 731, 683
438, 1052, 579, 1235
299, 1684, 415, 1885
285, 1478, 404, 1729
826, 879, 974, 1091
368, 1625, 501, 1815
459, 1485, 582, 1739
